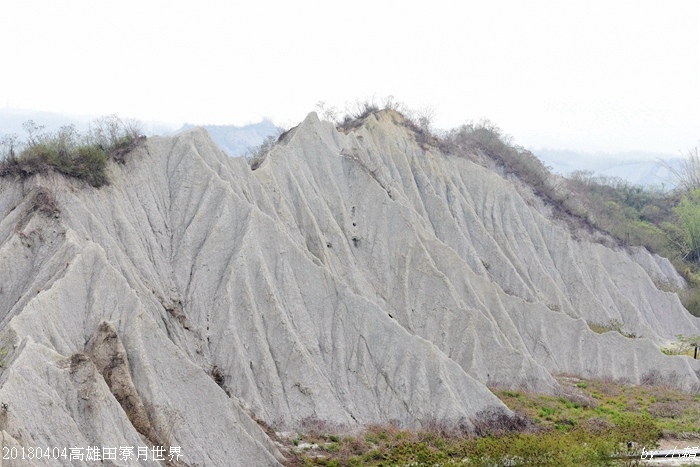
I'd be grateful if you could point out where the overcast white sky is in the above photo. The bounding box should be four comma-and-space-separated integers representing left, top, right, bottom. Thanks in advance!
1, 0, 698, 154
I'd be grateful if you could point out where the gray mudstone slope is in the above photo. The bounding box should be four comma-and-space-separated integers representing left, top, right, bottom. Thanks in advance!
0, 110, 699, 465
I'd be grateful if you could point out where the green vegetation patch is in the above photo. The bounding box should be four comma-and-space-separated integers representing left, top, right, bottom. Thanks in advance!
497, 377, 700, 437
283, 377, 700, 466
0, 116, 143, 187
586, 319, 638, 338
564, 170, 700, 317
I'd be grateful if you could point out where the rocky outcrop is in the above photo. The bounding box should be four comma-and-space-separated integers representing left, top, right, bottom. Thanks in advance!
0, 110, 698, 465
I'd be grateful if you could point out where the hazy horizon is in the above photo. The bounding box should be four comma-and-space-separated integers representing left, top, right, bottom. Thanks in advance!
1, 1, 697, 155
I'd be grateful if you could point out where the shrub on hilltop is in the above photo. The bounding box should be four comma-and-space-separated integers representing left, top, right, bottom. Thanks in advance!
0, 115, 144, 187
442, 119, 552, 194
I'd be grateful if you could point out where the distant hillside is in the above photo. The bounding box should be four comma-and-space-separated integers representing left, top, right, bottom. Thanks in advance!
177, 120, 280, 157
533, 147, 682, 187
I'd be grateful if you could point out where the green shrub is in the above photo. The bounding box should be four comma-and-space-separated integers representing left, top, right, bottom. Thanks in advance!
678, 281, 700, 318
61, 145, 109, 187
0, 116, 142, 187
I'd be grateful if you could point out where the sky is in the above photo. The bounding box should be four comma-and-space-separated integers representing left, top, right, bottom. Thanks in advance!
1, 0, 698, 155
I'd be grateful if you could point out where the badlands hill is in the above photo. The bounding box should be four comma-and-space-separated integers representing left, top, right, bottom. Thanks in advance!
0, 110, 699, 466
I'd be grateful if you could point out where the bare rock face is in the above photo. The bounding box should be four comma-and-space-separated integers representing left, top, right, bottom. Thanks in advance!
0, 110, 699, 465
86, 322, 153, 443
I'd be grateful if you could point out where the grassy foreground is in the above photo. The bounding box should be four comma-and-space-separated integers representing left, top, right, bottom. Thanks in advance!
281, 376, 700, 466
